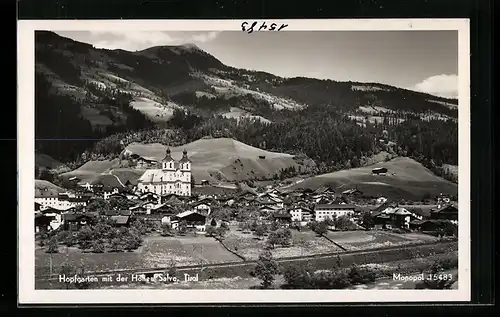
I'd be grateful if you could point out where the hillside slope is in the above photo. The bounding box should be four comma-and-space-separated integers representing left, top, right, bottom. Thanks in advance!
35, 179, 66, 196
59, 138, 316, 185
287, 157, 458, 201
124, 137, 316, 183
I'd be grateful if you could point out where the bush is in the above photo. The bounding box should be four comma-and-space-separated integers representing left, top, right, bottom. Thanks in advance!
91, 239, 106, 253
311, 270, 351, 289
282, 263, 315, 289
347, 265, 377, 285
267, 228, 292, 248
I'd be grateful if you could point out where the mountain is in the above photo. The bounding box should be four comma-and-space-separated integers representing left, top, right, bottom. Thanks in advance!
35, 31, 459, 184
285, 157, 458, 201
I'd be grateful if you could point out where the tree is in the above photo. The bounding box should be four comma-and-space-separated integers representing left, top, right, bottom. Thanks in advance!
109, 196, 134, 211
311, 221, 328, 236
347, 265, 376, 285
161, 223, 174, 237
282, 262, 315, 289
334, 215, 355, 231
206, 225, 217, 237
215, 225, 229, 240
254, 223, 268, 240
267, 228, 292, 248
86, 198, 110, 214
76, 226, 94, 251
91, 239, 106, 253
39, 169, 54, 182
269, 221, 279, 231
254, 250, 279, 289
46, 236, 59, 253
361, 211, 375, 229
177, 220, 187, 235
110, 237, 124, 252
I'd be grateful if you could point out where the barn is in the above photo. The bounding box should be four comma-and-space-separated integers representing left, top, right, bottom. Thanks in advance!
372, 167, 388, 175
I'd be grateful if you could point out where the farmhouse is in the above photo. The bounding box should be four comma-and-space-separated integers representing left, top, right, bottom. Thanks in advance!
172, 210, 207, 232
341, 188, 363, 197
430, 204, 458, 223
314, 204, 356, 222
372, 167, 388, 175
137, 148, 192, 197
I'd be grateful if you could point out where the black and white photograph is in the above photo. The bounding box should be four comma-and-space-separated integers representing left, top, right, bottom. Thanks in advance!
18, 19, 470, 303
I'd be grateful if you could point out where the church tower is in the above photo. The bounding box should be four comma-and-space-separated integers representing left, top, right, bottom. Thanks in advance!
179, 149, 191, 171
161, 148, 175, 170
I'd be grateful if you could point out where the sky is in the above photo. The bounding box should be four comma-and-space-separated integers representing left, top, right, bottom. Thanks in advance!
55, 30, 459, 98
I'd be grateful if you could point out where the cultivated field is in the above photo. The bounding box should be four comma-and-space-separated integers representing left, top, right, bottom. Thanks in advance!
289, 157, 458, 200
35, 234, 241, 278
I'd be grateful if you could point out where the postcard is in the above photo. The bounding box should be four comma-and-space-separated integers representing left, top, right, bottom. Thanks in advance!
18, 18, 470, 304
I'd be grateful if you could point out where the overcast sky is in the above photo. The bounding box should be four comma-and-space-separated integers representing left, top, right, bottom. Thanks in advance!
55, 30, 459, 98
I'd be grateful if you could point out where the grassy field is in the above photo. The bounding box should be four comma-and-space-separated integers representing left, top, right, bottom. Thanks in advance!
125, 138, 314, 183
35, 234, 241, 278
222, 227, 439, 259
289, 157, 458, 200
35, 179, 66, 195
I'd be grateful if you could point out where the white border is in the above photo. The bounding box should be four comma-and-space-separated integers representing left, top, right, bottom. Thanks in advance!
18, 19, 471, 304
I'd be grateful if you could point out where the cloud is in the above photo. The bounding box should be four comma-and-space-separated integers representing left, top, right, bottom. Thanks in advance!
413, 74, 458, 99
63, 31, 221, 51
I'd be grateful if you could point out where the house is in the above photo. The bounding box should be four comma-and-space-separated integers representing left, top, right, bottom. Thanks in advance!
130, 201, 157, 215
172, 210, 207, 233
259, 205, 282, 214
62, 212, 97, 231
314, 204, 356, 222
372, 167, 388, 175
139, 192, 161, 204
412, 219, 448, 232
272, 212, 292, 227
149, 203, 175, 214
109, 215, 131, 227
341, 189, 363, 197
430, 204, 458, 223
161, 193, 183, 205
314, 186, 335, 195
289, 206, 313, 223
376, 197, 388, 204
372, 212, 392, 230
104, 209, 132, 217
136, 148, 192, 196
192, 201, 212, 215
34, 212, 61, 232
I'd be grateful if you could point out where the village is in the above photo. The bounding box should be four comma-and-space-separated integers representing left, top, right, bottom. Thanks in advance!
34, 148, 459, 290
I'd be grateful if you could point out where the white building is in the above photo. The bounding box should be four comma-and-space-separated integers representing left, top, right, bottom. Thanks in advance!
289, 206, 313, 222
314, 204, 356, 222
35, 191, 88, 210
137, 148, 192, 196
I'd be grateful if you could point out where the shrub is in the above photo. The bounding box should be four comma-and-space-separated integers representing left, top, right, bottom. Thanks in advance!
311, 270, 351, 289
347, 265, 377, 285
91, 239, 106, 253
282, 263, 315, 289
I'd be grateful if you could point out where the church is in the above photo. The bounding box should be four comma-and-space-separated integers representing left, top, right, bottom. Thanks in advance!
136, 148, 192, 196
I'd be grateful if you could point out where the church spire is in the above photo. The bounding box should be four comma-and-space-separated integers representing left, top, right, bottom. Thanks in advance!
180, 149, 191, 163
163, 147, 173, 161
